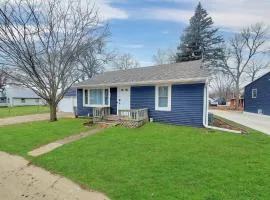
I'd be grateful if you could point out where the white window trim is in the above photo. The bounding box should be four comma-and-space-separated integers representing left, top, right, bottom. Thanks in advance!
252, 88, 257, 99
155, 85, 171, 111
83, 88, 110, 107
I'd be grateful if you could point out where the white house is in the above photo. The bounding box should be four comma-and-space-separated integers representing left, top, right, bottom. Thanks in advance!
0, 85, 45, 107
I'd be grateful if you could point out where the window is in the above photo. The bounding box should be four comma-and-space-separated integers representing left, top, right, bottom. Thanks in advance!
252, 89, 257, 99
83, 88, 110, 106
21, 98, 25, 103
84, 89, 89, 104
104, 89, 109, 105
90, 89, 103, 105
0, 97, 6, 103
155, 85, 171, 111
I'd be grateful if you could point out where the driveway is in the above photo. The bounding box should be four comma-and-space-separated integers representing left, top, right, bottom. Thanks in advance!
0, 112, 73, 126
210, 110, 270, 135
0, 151, 109, 200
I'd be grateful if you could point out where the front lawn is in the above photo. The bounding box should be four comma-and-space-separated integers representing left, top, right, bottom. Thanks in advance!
0, 105, 49, 118
0, 118, 89, 157
33, 123, 270, 200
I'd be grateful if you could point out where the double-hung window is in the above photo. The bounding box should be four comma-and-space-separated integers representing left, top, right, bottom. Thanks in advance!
155, 85, 171, 111
90, 89, 103, 105
83, 88, 110, 107
84, 89, 89, 104
252, 88, 257, 99
104, 89, 109, 105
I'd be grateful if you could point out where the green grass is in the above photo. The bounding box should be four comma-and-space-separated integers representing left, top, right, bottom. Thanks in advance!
32, 123, 270, 200
0, 105, 49, 118
0, 118, 90, 157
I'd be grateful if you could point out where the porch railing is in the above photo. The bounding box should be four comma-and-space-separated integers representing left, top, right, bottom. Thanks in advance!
118, 108, 148, 121
93, 107, 110, 118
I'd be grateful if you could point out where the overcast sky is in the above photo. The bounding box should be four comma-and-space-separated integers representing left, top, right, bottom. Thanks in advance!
96, 0, 270, 66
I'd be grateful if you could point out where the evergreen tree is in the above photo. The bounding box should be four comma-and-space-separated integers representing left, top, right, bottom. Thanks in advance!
175, 2, 224, 68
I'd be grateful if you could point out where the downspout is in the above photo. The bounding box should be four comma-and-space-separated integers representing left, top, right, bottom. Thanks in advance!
202, 79, 209, 127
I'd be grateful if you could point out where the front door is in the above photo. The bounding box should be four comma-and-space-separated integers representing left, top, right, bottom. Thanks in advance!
117, 86, 130, 114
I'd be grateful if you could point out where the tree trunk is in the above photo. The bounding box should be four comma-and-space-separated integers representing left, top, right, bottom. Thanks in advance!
235, 81, 240, 110
49, 103, 57, 122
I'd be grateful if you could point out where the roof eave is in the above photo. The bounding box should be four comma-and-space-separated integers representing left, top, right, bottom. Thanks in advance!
75, 77, 208, 88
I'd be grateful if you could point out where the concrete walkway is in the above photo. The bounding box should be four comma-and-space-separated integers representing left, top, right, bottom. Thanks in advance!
0, 112, 73, 126
210, 110, 270, 135
28, 128, 102, 157
0, 151, 109, 200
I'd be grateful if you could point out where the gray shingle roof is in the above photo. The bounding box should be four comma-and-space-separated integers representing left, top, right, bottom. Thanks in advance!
75, 60, 209, 87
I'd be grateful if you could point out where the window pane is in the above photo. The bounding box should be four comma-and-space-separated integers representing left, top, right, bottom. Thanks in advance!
159, 97, 168, 107
159, 86, 168, 97
252, 89, 257, 98
105, 89, 109, 105
90, 89, 103, 104
84, 90, 88, 104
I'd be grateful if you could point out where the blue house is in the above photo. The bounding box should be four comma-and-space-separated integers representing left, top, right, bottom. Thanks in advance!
244, 71, 270, 116
74, 60, 209, 127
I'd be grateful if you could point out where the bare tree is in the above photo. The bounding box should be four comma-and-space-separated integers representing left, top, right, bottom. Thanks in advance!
245, 60, 270, 82
78, 33, 115, 80
219, 23, 268, 108
0, 68, 7, 89
0, 0, 109, 121
152, 48, 176, 65
113, 53, 140, 70
0, 67, 8, 93
210, 73, 234, 100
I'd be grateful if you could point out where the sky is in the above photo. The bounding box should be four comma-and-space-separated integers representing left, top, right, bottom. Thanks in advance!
95, 0, 270, 67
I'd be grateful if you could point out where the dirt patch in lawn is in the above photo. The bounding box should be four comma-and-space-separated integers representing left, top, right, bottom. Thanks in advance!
213, 117, 248, 134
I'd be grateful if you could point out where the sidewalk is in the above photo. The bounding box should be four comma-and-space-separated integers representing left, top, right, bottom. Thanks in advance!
28, 128, 102, 157
0, 112, 73, 126
0, 151, 109, 200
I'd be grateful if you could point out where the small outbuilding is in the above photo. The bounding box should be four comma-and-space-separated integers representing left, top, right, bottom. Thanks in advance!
58, 88, 77, 113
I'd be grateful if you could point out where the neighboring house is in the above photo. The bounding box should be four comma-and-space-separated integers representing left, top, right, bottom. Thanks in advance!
227, 90, 244, 108
229, 98, 244, 108
244, 71, 270, 116
0, 84, 45, 107
58, 88, 77, 113
74, 60, 209, 127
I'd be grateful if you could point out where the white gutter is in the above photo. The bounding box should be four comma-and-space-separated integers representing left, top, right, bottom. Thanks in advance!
202, 79, 241, 134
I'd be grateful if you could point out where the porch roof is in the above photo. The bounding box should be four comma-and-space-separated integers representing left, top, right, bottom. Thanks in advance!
75, 60, 209, 88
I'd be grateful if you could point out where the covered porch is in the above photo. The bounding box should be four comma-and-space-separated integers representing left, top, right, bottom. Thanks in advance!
77, 85, 149, 127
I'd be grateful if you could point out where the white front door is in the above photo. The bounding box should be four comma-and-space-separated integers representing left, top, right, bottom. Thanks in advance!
117, 86, 130, 114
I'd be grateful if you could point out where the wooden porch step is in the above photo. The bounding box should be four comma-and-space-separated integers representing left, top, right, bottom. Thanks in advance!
103, 115, 120, 121
95, 121, 119, 128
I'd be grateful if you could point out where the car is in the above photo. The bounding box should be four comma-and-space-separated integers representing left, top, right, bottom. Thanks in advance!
209, 98, 218, 106
216, 98, 227, 105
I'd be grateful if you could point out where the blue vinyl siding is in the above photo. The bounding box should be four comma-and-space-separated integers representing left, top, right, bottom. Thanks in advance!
77, 89, 93, 116
76, 88, 117, 116
64, 88, 76, 97
131, 84, 205, 127
244, 72, 270, 115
